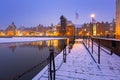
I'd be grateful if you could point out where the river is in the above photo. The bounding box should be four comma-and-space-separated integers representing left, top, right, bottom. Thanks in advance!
0, 39, 69, 80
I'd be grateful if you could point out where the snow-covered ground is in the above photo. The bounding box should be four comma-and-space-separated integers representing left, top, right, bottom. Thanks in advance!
0, 37, 65, 43
33, 39, 120, 80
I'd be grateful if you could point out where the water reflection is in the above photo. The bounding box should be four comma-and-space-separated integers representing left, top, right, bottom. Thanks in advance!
0, 39, 69, 80
9, 45, 16, 53
7, 39, 69, 53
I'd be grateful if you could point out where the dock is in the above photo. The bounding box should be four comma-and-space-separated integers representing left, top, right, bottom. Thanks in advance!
33, 39, 120, 80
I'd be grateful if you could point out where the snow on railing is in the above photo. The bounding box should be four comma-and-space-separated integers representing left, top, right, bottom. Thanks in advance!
83, 37, 120, 65
91, 37, 120, 56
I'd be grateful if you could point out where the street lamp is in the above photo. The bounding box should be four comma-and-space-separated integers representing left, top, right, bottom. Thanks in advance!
90, 14, 95, 36
90, 14, 95, 21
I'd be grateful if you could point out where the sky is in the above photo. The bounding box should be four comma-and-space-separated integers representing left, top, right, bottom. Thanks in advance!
0, 0, 116, 29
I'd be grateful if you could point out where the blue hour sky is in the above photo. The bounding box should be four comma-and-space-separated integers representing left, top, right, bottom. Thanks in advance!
0, 0, 115, 29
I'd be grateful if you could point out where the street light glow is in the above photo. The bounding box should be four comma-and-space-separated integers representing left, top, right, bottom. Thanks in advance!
90, 14, 95, 18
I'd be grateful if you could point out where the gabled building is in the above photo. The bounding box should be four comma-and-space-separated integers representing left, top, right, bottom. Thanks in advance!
0, 30, 5, 36
55, 16, 75, 36
6, 22, 16, 36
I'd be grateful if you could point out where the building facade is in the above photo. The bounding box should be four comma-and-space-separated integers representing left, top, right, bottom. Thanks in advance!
55, 16, 75, 36
80, 21, 115, 38
6, 22, 16, 36
116, 0, 120, 39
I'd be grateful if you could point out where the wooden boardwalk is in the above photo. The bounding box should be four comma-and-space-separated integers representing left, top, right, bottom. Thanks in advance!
33, 39, 120, 80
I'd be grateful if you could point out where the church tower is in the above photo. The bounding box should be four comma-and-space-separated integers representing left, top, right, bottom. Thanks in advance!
60, 15, 67, 36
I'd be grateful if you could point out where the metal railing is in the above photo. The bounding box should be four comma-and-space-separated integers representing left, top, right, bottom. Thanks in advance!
83, 36, 120, 65
91, 37, 120, 55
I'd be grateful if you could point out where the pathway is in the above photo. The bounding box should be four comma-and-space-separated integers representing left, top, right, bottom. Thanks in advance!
33, 39, 120, 80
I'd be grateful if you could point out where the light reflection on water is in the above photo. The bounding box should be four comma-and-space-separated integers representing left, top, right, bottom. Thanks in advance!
0, 39, 69, 80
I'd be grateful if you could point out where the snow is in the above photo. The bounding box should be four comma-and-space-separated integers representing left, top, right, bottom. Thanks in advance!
0, 37, 65, 43
32, 39, 120, 80
93, 37, 120, 41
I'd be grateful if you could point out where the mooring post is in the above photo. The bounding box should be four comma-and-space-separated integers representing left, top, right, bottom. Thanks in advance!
48, 43, 56, 80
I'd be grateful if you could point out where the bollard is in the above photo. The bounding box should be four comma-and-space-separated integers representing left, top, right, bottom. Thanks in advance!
48, 46, 56, 80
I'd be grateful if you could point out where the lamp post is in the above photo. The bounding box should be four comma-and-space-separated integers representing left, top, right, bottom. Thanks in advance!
90, 14, 95, 20
90, 14, 95, 36
74, 25, 75, 40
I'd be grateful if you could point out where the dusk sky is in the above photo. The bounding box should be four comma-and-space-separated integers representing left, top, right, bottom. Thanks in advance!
0, 0, 116, 29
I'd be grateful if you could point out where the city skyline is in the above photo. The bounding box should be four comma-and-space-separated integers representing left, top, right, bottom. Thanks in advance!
0, 0, 115, 29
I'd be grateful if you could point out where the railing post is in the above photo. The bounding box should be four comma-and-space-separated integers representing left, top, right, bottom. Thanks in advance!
98, 39, 100, 64
63, 43, 66, 63
91, 38, 93, 54
88, 36, 90, 48
110, 51, 113, 55
111, 41, 116, 55
68, 40, 73, 53
86, 37, 87, 47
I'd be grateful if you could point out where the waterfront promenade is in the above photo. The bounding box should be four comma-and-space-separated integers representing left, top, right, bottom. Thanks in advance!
33, 39, 120, 80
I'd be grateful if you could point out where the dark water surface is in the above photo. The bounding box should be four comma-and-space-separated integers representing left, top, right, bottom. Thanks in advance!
0, 39, 68, 80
